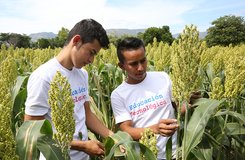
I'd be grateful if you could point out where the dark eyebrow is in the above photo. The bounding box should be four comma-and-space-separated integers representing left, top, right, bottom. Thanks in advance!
128, 57, 146, 66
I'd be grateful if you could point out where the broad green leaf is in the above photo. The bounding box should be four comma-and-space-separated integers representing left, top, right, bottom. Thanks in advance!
225, 123, 245, 135
11, 75, 28, 101
191, 147, 213, 160
16, 120, 45, 160
123, 141, 140, 160
165, 136, 172, 160
104, 131, 157, 160
104, 137, 116, 156
37, 136, 64, 160
13, 88, 27, 117
203, 132, 221, 148
110, 131, 137, 158
138, 142, 157, 160
104, 140, 133, 160
16, 120, 64, 160
104, 140, 156, 160
215, 110, 245, 125
191, 98, 211, 107
105, 131, 134, 159
12, 88, 27, 134
182, 98, 221, 158
110, 131, 133, 142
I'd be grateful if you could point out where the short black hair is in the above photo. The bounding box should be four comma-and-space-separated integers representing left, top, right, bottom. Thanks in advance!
64, 19, 109, 48
116, 37, 145, 64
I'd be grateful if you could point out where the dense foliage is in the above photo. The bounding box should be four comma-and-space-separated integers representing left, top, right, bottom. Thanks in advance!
205, 15, 245, 47
0, 24, 244, 160
142, 26, 174, 45
0, 33, 31, 48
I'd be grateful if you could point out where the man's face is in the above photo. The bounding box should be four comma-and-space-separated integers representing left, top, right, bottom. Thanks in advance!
120, 46, 147, 84
72, 39, 101, 68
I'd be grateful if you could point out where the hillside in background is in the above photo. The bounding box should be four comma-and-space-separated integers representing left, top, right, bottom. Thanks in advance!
28, 29, 207, 41
106, 29, 145, 36
173, 31, 207, 38
29, 32, 57, 41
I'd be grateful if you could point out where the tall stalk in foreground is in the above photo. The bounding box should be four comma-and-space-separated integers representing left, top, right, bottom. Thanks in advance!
0, 56, 19, 160
48, 71, 75, 160
170, 25, 204, 160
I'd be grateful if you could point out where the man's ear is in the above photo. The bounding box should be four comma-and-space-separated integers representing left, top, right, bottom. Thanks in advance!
72, 35, 81, 45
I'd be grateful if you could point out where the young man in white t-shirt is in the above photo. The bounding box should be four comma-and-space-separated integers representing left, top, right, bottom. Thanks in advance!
25, 19, 113, 160
111, 37, 179, 159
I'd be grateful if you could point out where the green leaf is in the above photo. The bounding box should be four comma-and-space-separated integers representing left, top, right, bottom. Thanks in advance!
104, 131, 157, 160
11, 75, 28, 101
16, 120, 64, 160
191, 147, 213, 160
110, 131, 137, 158
37, 136, 65, 160
166, 136, 172, 160
225, 123, 245, 135
12, 88, 27, 134
215, 110, 245, 125
182, 98, 221, 158
110, 131, 133, 142
104, 137, 116, 156
13, 88, 27, 117
138, 142, 157, 160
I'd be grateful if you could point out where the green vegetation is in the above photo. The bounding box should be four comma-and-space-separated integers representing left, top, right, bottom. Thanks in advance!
0, 18, 244, 159
205, 15, 245, 47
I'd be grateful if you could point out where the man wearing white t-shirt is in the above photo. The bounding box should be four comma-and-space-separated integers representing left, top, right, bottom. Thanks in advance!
25, 19, 113, 160
111, 37, 179, 160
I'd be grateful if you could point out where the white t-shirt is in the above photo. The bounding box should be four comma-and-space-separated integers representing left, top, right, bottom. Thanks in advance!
111, 72, 177, 159
25, 58, 90, 160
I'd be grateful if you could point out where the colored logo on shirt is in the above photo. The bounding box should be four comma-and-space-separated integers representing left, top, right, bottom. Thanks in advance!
72, 87, 87, 103
128, 94, 167, 116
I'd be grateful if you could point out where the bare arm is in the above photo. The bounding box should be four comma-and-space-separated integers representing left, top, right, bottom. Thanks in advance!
119, 120, 145, 140
24, 114, 45, 120
70, 140, 105, 156
84, 101, 113, 138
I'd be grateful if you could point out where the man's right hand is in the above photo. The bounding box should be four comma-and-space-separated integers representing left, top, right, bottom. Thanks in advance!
71, 140, 105, 157
156, 119, 179, 137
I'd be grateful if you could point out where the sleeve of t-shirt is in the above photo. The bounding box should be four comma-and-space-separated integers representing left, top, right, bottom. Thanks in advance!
25, 73, 50, 116
111, 90, 132, 124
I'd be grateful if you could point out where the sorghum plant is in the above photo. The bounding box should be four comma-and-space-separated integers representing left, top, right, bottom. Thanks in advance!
170, 25, 204, 160
139, 128, 158, 159
0, 56, 19, 160
48, 71, 75, 160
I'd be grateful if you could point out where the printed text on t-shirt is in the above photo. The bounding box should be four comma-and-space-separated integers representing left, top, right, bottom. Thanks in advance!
72, 86, 87, 103
128, 94, 167, 116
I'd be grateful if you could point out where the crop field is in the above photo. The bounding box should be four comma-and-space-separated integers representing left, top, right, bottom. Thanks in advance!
0, 26, 244, 160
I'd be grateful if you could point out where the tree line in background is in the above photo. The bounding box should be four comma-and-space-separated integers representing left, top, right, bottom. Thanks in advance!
0, 27, 69, 49
1, 15, 245, 49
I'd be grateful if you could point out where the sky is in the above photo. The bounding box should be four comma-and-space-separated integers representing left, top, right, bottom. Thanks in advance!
0, 0, 244, 35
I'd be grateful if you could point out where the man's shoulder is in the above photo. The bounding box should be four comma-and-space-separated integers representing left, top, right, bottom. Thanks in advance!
111, 82, 127, 96
33, 58, 56, 71
30, 58, 59, 81
147, 71, 169, 78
